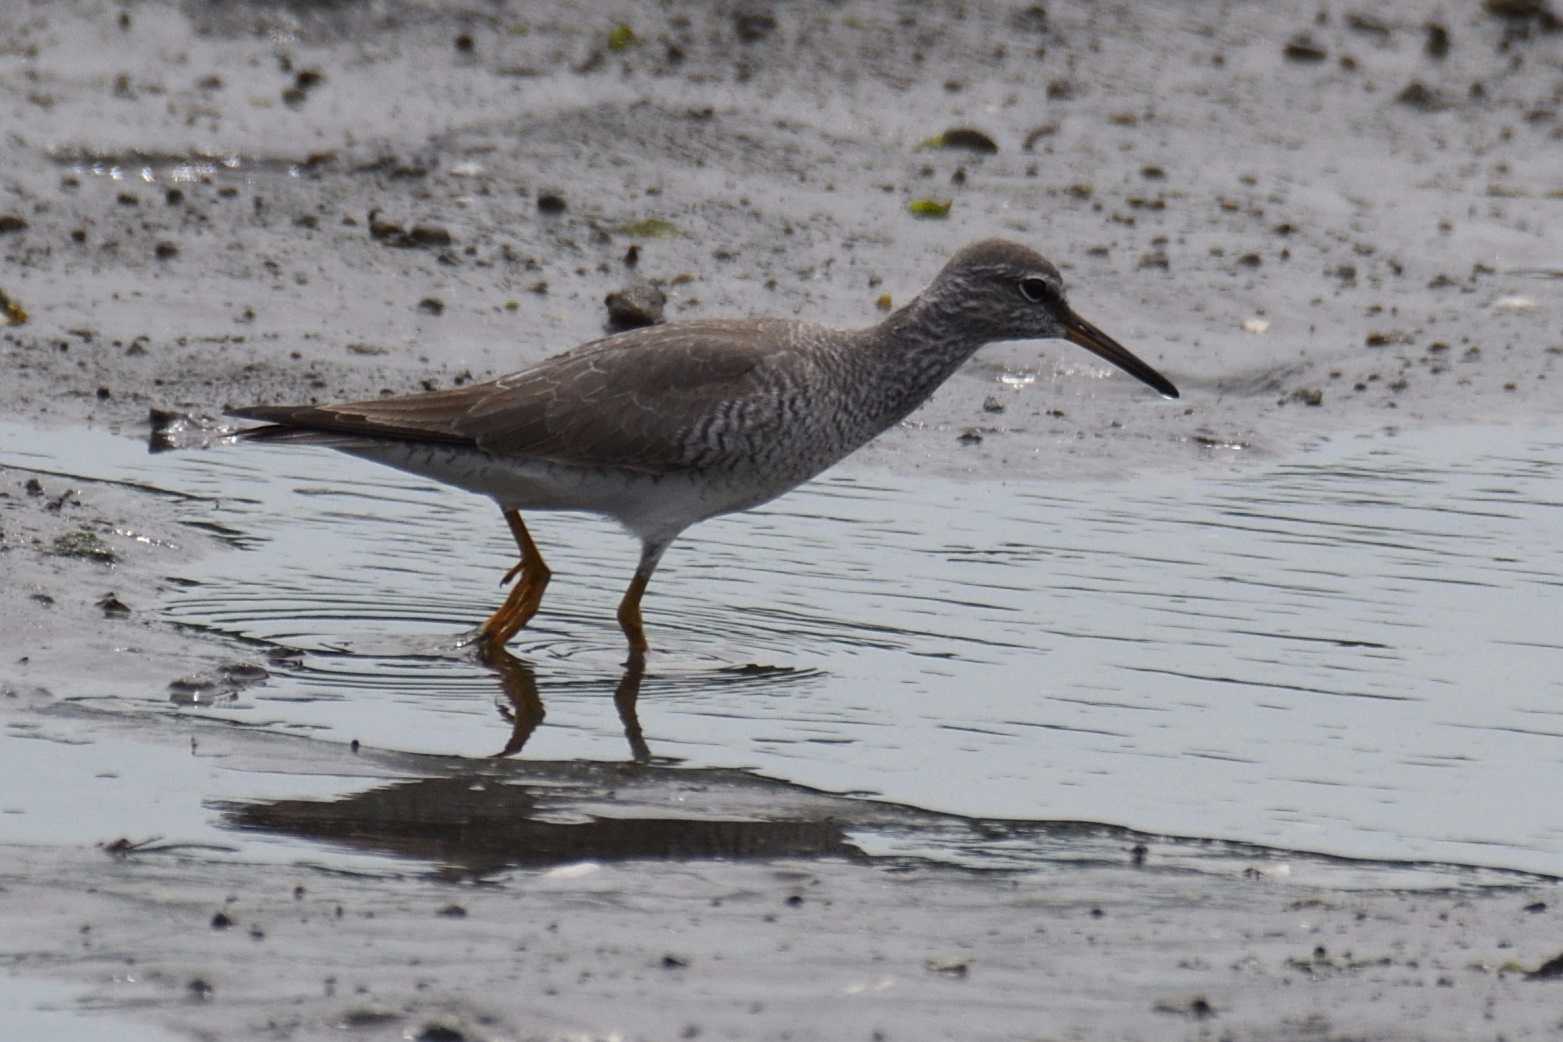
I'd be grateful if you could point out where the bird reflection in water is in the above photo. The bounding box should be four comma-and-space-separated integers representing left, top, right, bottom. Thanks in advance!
482, 646, 651, 762
222, 650, 860, 872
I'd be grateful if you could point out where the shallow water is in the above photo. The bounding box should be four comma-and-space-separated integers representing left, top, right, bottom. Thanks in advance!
4, 421, 1563, 879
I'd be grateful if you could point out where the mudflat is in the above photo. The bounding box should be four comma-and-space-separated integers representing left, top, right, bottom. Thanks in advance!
2, 2, 1561, 1039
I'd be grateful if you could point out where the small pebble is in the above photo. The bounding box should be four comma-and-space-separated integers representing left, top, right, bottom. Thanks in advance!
605, 283, 667, 330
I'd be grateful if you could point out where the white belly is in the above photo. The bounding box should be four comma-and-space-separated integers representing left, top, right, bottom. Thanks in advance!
328, 438, 775, 545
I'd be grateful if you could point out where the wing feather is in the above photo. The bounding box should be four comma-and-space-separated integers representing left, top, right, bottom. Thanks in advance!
229, 319, 812, 473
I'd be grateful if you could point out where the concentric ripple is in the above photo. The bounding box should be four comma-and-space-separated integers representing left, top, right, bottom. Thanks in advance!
5, 422, 1563, 876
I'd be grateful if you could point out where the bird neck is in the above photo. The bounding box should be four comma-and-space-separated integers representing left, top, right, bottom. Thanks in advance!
852, 291, 992, 425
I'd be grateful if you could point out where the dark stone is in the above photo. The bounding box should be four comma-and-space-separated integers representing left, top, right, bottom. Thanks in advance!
605, 283, 667, 330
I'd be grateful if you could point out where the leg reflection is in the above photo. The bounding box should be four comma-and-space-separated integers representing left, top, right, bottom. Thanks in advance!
481, 646, 650, 763
614, 652, 649, 763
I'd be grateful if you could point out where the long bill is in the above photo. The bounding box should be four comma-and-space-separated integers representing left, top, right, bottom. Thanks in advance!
1062, 310, 1180, 399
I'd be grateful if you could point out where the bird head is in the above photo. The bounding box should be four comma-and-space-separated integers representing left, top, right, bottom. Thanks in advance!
929, 239, 1179, 399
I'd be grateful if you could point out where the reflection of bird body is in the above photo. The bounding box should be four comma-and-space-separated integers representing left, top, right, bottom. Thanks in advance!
232, 239, 1179, 655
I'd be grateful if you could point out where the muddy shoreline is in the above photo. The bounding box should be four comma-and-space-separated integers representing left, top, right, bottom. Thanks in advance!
4, 1, 1563, 1039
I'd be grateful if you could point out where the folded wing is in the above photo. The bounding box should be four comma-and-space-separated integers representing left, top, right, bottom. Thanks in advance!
229, 319, 807, 474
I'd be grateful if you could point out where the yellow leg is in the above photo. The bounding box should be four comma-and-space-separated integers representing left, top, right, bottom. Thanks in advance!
616, 571, 651, 655
616, 540, 668, 655
477, 509, 551, 650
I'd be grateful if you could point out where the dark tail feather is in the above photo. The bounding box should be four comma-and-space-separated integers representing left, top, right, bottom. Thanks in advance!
231, 424, 373, 447
226, 404, 474, 446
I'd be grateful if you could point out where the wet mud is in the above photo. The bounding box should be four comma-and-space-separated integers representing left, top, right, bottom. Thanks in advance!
3, 1, 1563, 1039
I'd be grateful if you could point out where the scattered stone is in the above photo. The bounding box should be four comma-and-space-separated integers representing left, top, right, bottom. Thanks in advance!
925, 956, 970, 978
188, 978, 214, 999
397, 225, 453, 249
211, 912, 234, 929
367, 210, 402, 240
168, 675, 222, 703
661, 953, 690, 969
605, 283, 667, 330
49, 530, 116, 562
982, 395, 1005, 414
0, 214, 27, 234
957, 427, 984, 445
341, 1008, 402, 1027
1345, 12, 1391, 41
437, 904, 468, 918
1283, 34, 1327, 62
734, 10, 777, 42
1022, 123, 1058, 150
1484, 0, 1547, 18
624, 244, 640, 267
415, 1022, 469, 1042
454, 32, 474, 53
923, 127, 999, 153
417, 297, 445, 316
1526, 951, 1563, 979
1290, 387, 1324, 406
1425, 22, 1451, 58
536, 190, 567, 214
219, 662, 269, 686
368, 211, 451, 249
1397, 81, 1448, 111
1153, 995, 1216, 1018
282, 68, 324, 109
154, 241, 179, 260
97, 593, 130, 617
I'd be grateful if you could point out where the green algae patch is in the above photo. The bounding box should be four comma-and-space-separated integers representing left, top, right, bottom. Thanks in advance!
607, 24, 637, 51
50, 529, 117, 563
907, 198, 953, 219
617, 217, 680, 238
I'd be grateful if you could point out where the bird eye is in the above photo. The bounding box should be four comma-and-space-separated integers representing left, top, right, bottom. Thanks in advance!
1018, 276, 1051, 304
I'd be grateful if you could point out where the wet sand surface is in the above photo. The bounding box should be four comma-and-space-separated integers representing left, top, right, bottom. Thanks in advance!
3, 1, 1563, 1039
